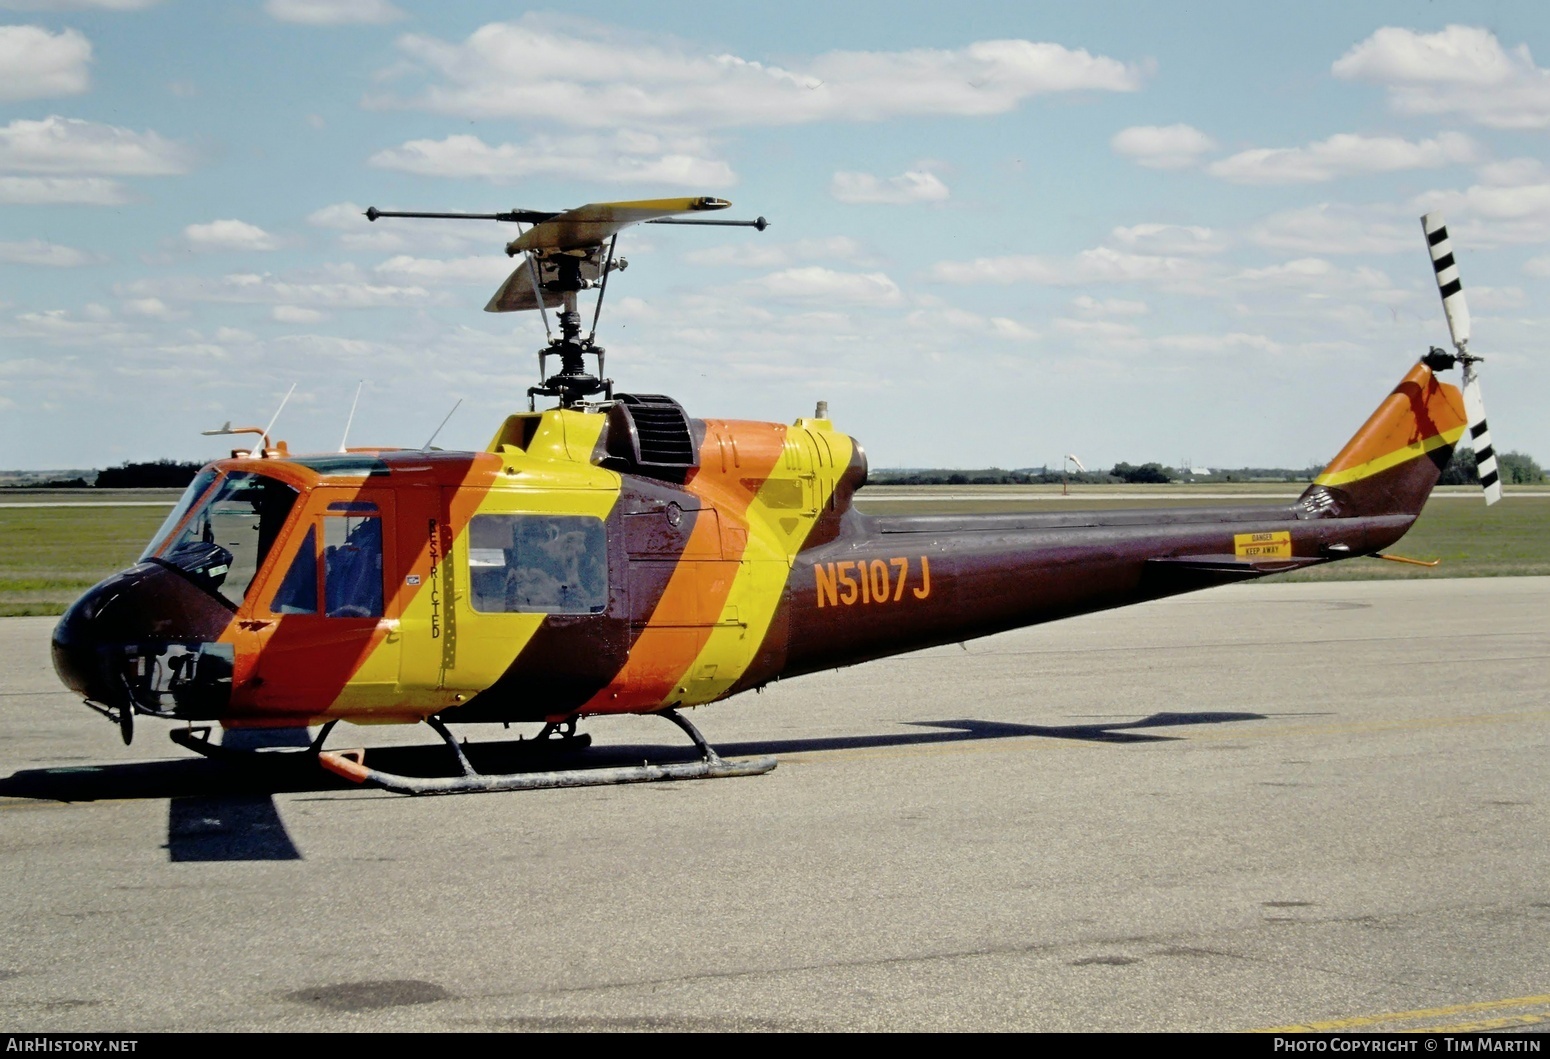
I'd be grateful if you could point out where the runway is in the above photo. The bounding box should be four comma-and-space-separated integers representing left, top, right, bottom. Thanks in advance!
1, 577, 1546, 1032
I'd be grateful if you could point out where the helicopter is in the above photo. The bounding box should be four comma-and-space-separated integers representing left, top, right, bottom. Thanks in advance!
50, 199, 1499, 795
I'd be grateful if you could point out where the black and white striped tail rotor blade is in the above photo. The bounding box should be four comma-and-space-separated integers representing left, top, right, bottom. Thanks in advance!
1422, 212, 1499, 505
1422, 211, 1471, 351
1461, 361, 1502, 506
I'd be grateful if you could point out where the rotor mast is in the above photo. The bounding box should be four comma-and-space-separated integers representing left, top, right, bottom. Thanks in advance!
365, 196, 768, 410
533, 251, 611, 408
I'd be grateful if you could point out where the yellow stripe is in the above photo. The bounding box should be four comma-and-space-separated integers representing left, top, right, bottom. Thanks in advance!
443, 411, 618, 693
681, 422, 855, 704
1314, 425, 1465, 488
1252, 992, 1550, 1033
347, 409, 619, 714
1428, 1013, 1550, 1032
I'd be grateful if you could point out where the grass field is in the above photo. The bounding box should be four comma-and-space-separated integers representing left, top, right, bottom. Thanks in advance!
0, 493, 179, 617
1, 486, 1545, 616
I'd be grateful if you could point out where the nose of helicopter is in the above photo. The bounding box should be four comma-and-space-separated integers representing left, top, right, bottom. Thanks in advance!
51, 574, 128, 706
52, 562, 237, 713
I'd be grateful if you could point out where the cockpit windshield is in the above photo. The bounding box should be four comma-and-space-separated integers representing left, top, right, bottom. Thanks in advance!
152, 472, 299, 608
139, 467, 219, 563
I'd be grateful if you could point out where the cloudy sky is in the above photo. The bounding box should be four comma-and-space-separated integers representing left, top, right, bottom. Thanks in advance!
2, 1, 1547, 472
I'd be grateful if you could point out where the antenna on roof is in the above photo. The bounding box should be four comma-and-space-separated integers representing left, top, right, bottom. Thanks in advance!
422, 398, 462, 451
255, 383, 296, 457
339, 380, 363, 453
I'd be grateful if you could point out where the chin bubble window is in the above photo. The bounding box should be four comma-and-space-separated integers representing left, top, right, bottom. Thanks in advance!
468, 514, 607, 614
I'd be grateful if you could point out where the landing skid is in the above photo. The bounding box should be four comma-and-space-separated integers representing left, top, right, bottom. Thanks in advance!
316, 709, 776, 796
170, 721, 338, 762
171, 719, 337, 762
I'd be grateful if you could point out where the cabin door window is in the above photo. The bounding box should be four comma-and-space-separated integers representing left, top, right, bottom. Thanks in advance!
466, 514, 607, 614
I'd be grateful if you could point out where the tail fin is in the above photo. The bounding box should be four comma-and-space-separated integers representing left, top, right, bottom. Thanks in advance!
1299, 362, 1467, 518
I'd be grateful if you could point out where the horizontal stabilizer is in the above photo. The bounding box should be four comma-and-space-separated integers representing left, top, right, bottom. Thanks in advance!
1148, 554, 1318, 575
1145, 554, 1322, 591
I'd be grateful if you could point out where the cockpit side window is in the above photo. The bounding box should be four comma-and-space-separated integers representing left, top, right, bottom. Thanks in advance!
468, 514, 607, 614
156, 472, 299, 608
270, 526, 318, 615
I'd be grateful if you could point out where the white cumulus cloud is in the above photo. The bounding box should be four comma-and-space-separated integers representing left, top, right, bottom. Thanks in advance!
1110, 124, 1215, 169
0, 25, 90, 101
1410, 178, 1550, 246
0, 175, 128, 204
751, 266, 903, 306
1247, 203, 1417, 255
183, 219, 279, 252
684, 237, 867, 269
931, 247, 1208, 287
373, 254, 512, 286
1228, 258, 1405, 304
119, 269, 435, 309
1071, 295, 1149, 317
374, 17, 1144, 129
0, 115, 195, 174
1334, 25, 1550, 130
307, 201, 371, 229
272, 305, 327, 323
120, 297, 182, 320
264, 0, 404, 24
830, 169, 949, 205
0, 238, 98, 266
1208, 132, 1477, 185
1108, 223, 1224, 256
369, 131, 736, 188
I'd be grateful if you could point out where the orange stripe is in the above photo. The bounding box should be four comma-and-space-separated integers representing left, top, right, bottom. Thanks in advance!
1317, 363, 1466, 485
581, 420, 785, 713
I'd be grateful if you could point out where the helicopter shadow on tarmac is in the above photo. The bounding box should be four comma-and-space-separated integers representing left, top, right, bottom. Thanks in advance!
0, 711, 1266, 861
716, 710, 1269, 759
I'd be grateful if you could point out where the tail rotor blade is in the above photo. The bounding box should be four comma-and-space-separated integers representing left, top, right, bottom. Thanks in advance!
1421, 212, 1471, 351
1461, 361, 1501, 506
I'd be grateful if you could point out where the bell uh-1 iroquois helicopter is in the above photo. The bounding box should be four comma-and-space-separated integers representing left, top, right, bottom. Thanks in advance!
51, 200, 1500, 795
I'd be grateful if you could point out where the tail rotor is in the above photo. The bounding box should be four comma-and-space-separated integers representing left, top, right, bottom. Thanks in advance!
1421, 211, 1501, 505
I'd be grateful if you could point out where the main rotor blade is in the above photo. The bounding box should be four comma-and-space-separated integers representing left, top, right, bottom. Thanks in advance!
365, 207, 558, 224
1461, 362, 1502, 505
506, 196, 731, 254
646, 216, 769, 230
1422, 212, 1471, 352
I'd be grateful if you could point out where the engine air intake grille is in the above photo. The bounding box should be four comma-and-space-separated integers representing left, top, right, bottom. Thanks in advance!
606, 393, 698, 480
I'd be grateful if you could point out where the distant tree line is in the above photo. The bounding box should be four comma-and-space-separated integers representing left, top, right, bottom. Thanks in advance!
0, 460, 206, 490
1440, 448, 1545, 485
93, 460, 205, 488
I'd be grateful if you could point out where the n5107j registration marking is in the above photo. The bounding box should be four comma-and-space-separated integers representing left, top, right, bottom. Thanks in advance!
814, 556, 932, 608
